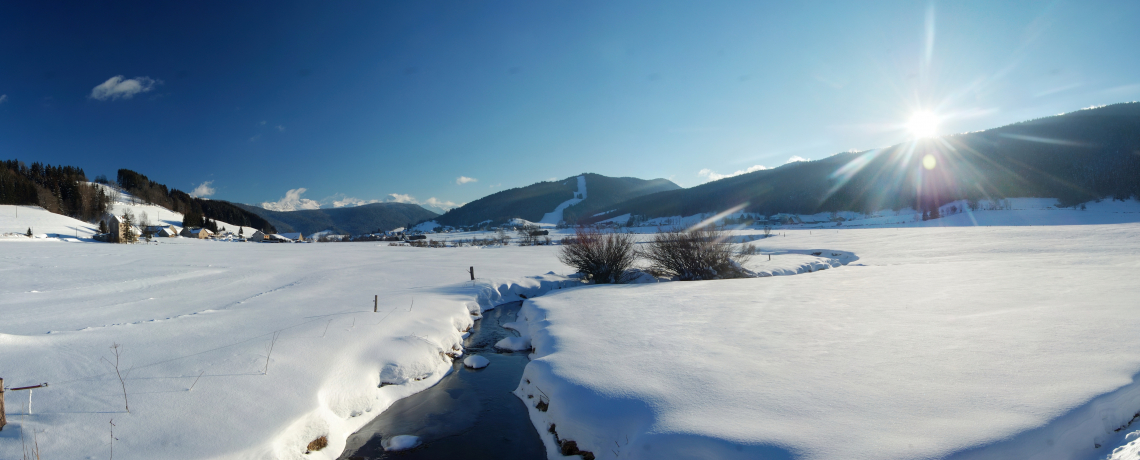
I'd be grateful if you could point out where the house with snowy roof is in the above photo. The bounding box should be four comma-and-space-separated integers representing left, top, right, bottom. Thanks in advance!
262, 233, 293, 243
99, 213, 140, 243
180, 227, 215, 239
144, 224, 179, 237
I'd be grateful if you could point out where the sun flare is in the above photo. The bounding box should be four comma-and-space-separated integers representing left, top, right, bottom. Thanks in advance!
907, 111, 940, 139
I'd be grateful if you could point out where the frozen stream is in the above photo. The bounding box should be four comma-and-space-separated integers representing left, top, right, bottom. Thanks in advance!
338, 301, 544, 459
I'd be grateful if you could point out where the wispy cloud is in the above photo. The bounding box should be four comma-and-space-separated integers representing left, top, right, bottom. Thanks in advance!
190, 181, 216, 198
786, 156, 809, 164
698, 164, 768, 182
90, 75, 159, 101
387, 193, 461, 212
276, 125, 286, 132
261, 188, 321, 211
455, 176, 477, 185
331, 196, 380, 208
0, 95, 7, 104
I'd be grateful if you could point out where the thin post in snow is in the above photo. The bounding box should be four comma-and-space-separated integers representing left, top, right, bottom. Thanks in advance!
468, 266, 474, 281
0, 377, 5, 431
263, 331, 281, 375
374, 295, 377, 313
189, 371, 205, 391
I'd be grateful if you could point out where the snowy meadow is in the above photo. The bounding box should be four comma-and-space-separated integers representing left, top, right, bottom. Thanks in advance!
3, 203, 1140, 459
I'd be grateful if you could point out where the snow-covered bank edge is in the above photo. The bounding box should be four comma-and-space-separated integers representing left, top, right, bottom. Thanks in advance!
502, 252, 859, 460
293, 274, 585, 460
948, 369, 1140, 460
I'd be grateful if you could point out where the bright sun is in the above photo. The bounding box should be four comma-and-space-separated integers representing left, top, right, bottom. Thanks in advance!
906, 111, 940, 138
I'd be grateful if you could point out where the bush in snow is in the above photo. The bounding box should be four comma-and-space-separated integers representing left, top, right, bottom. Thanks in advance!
557, 227, 638, 284
640, 228, 754, 280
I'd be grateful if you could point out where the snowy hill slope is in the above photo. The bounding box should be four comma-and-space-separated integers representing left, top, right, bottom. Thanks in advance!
0, 205, 100, 240
537, 175, 586, 226
431, 173, 679, 227
585, 102, 1140, 224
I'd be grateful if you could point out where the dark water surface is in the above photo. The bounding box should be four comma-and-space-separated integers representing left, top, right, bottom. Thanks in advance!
339, 301, 545, 459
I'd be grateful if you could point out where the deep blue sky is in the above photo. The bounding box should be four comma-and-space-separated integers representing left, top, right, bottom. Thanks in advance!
2, 1, 1137, 212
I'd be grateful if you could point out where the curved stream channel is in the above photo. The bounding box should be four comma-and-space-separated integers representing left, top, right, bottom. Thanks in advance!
339, 300, 544, 459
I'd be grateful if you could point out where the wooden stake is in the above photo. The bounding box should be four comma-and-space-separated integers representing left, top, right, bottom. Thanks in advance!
374, 295, 378, 313
1, 377, 6, 432
468, 266, 475, 281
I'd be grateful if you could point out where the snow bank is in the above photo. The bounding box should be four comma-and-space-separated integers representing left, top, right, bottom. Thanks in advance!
510, 224, 1140, 460
462, 355, 490, 369
382, 434, 421, 451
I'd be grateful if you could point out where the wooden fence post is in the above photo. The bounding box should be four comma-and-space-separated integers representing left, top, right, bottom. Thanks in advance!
469, 266, 474, 281
374, 295, 378, 313
0, 377, 6, 431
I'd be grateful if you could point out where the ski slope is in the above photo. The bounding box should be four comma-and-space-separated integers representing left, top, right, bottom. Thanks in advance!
538, 175, 587, 226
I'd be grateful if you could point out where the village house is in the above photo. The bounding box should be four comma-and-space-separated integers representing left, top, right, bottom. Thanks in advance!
98, 214, 140, 243
144, 224, 179, 238
245, 230, 265, 242
279, 232, 304, 242
180, 227, 214, 239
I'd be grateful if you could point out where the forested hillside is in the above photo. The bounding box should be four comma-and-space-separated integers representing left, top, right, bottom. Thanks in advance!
1, 160, 111, 222
234, 202, 438, 235
116, 169, 277, 233
431, 173, 679, 227
560, 174, 680, 222
583, 103, 1140, 223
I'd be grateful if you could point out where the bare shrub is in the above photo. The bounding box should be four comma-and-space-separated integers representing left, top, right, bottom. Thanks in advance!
557, 227, 638, 284
306, 436, 329, 452
640, 228, 754, 280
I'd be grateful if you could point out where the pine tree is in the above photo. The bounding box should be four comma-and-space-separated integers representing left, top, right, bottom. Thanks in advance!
120, 212, 137, 243
26, 227, 32, 237
99, 220, 108, 234
238, 227, 243, 237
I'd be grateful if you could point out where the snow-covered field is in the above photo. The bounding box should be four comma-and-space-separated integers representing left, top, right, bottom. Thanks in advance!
3, 199, 1140, 459
511, 222, 1140, 460
0, 239, 575, 459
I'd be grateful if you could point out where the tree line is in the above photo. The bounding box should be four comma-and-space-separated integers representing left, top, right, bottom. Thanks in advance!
116, 169, 276, 233
1, 159, 111, 222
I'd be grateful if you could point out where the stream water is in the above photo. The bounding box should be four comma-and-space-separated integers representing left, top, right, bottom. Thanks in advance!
338, 301, 545, 459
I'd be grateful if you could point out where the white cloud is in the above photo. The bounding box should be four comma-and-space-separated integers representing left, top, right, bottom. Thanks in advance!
90, 75, 159, 101
425, 197, 461, 210
455, 176, 477, 185
0, 95, 7, 104
386, 193, 461, 213
387, 193, 417, 204
332, 196, 380, 208
190, 181, 216, 198
786, 155, 809, 164
259, 120, 267, 126
261, 188, 321, 212
698, 164, 769, 182
489, 183, 502, 188
276, 125, 286, 132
